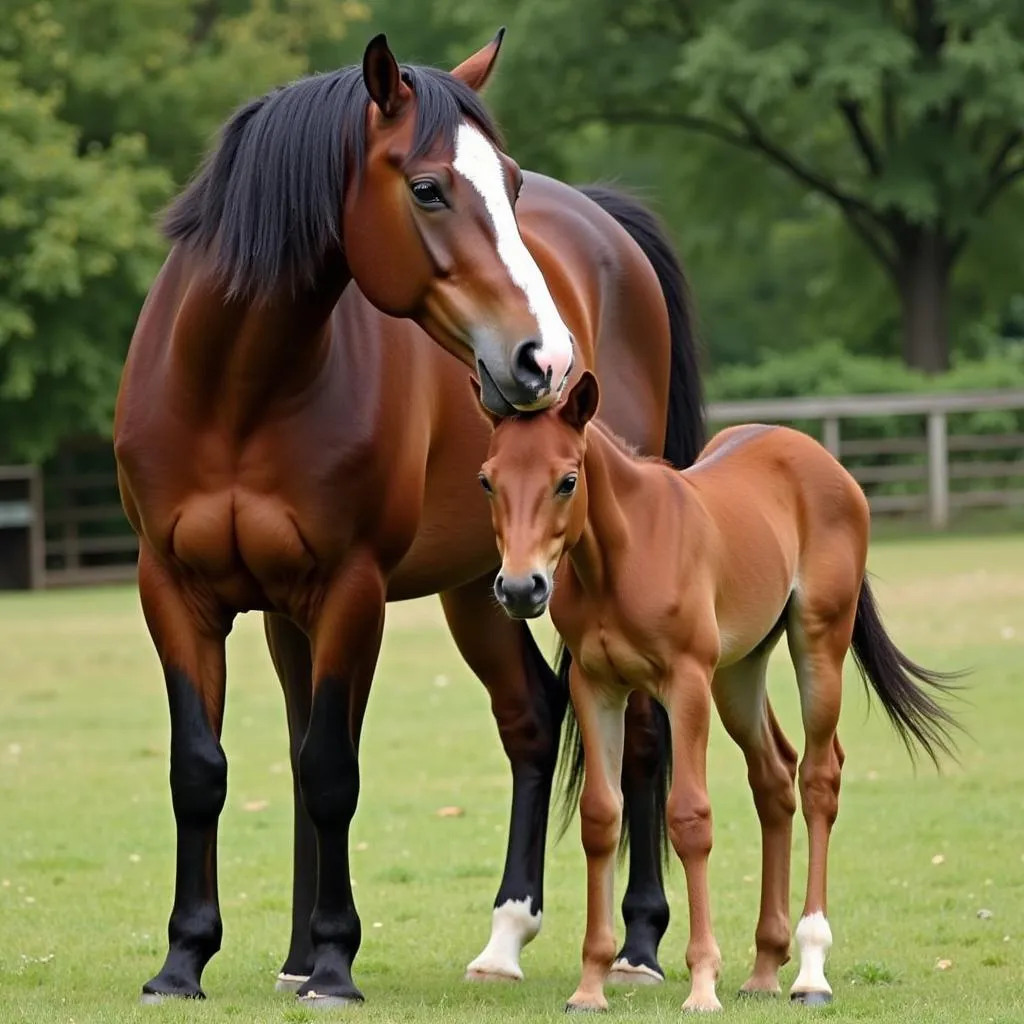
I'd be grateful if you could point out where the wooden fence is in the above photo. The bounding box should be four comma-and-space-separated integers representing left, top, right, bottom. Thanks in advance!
13, 388, 1024, 589
709, 389, 1024, 529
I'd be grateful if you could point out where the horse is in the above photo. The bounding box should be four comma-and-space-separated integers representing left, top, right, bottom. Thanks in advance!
113, 31, 705, 1007
475, 370, 962, 1013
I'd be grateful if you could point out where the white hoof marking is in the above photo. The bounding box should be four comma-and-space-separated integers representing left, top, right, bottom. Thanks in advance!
275, 972, 310, 993
791, 912, 833, 997
464, 898, 542, 982
607, 959, 664, 986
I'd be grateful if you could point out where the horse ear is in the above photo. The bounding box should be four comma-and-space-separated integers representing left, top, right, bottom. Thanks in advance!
362, 33, 412, 119
469, 375, 501, 429
450, 27, 505, 92
559, 370, 600, 432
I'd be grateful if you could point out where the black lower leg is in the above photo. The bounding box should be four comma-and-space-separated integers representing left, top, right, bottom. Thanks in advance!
491, 627, 568, 915
296, 678, 362, 1003
614, 697, 670, 979
143, 669, 228, 1000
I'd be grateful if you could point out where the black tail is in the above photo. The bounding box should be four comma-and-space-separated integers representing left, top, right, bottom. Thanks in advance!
851, 577, 965, 768
552, 185, 707, 861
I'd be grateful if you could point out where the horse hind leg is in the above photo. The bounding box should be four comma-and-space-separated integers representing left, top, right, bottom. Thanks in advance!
440, 574, 568, 983
607, 692, 670, 986
786, 586, 856, 1006
712, 645, 798, 998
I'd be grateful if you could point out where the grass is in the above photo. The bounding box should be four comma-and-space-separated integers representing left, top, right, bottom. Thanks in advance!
1, 534, 1023, 1023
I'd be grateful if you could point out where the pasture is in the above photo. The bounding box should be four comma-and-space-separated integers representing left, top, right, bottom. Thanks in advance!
1, 534, 1022, 1023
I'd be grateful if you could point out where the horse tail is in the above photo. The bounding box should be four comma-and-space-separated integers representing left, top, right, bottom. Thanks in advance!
850, 577, 966, 768
553, 185, 705, 861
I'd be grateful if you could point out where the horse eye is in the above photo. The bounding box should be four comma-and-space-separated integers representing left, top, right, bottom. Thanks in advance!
556, 473, 578, 496
478, 474, 493, 495
411, 179, 446, 208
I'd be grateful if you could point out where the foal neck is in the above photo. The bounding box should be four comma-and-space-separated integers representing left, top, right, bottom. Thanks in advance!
569, 425, 652, 597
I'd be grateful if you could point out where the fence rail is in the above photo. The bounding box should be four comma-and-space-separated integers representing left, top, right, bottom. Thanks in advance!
708, 389, 1024, 528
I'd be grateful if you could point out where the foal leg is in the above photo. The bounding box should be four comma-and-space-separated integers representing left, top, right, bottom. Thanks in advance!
713, 652, 798, 997
786, 597, 854, 1005
565, 668, 627, 1013
441, 573, 567, 982
264, 612, 317, 992
137, 548, 231, 1002
608, 692, 670, 986
296, 553, 387, 1007
665, 658, 722, 1013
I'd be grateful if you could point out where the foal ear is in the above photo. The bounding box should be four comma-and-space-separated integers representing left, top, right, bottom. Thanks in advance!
450, 27, 505, 93
362, 33, 412, 119
559, 370, 600, 432
469, 375, 501, 429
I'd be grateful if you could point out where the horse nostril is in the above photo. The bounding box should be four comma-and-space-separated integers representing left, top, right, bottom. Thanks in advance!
530, 573, 549, 603
511, 339, 550, 393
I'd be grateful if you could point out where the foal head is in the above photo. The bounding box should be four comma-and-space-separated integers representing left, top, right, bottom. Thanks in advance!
476, 371, 600, 618
164, 30, 573, 413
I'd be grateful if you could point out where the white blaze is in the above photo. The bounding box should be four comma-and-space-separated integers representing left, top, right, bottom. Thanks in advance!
453, 123, 574, 392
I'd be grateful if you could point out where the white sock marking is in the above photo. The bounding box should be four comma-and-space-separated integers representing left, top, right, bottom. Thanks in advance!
791, 912, 833, 995
453, 123, 574, 394
465, 897, 542, 981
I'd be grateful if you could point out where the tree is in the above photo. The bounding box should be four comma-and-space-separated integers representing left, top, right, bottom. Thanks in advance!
0, 0, 369, 462
492, 0, 1024, 372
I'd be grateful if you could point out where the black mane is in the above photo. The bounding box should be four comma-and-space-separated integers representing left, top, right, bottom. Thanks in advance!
163, 63, 503, 300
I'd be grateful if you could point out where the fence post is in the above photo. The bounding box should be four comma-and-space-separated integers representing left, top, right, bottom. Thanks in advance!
822, 417, 841, 458
927, 410, 949, 529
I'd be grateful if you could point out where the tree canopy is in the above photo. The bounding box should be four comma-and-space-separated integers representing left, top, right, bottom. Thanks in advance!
2, 0, 1024, 462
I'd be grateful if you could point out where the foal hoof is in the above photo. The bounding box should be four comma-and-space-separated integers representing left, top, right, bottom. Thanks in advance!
791, 991, 832, 1006
140, 976, 205, 1004
276, 972, 311, 993
607, 959, 664, 987
564, 1003, 606, 1014
737, 989, 779, 999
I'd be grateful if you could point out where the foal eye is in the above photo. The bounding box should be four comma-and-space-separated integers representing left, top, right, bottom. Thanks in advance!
478, 474, 493, 495
410, 179, 446, 208
556, 473, 578, 496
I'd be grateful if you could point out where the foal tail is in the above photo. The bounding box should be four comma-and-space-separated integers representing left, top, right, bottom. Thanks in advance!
851, 577, 965, 768
553, 185, 705, 861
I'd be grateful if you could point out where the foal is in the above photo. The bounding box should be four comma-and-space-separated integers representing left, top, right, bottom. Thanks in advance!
475, 371, 959, 1012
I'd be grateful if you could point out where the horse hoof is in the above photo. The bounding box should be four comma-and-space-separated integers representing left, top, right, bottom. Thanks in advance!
298, 993, 364, 1010
737, 988, 780, 999
564, 1002, 605, 1013
140, 990, 203, 1005
276, 972, 310, 993
791, 991, 832, 1006
607, 959, 664, 986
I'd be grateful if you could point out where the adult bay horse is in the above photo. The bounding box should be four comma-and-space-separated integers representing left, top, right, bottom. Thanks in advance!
476, 371, 961, 1012
114, 31, 703, 1007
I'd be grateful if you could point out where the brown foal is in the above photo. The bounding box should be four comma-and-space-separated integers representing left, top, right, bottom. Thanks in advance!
477, 371, 960, 1012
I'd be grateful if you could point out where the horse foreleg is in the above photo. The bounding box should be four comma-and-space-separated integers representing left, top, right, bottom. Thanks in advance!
565, 667, 627, 1013
264, 612, 317, 992
441, 573, 567, 983
295, 553, 386, 1008
665, 657, 722, 1013
137, 546, 231, 1003
609, 692, 671, 986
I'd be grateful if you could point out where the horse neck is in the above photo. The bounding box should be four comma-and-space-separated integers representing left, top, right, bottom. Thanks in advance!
170, 248, 351, 426
568, 426, 653, 599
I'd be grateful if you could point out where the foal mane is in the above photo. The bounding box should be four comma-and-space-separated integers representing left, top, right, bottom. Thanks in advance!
163, 63, 503, 300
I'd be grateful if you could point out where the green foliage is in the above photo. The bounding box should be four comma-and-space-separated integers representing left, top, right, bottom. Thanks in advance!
0, 0, 370, 463
491, 0, 1024, 370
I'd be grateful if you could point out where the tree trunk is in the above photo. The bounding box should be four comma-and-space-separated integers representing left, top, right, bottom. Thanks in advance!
896, 227, 951, 372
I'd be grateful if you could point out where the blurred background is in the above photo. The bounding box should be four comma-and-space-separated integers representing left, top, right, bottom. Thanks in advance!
2, 0, 1024, 588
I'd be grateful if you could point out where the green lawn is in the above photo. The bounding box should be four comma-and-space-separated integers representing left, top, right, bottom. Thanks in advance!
1, 535, 1022, 1023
